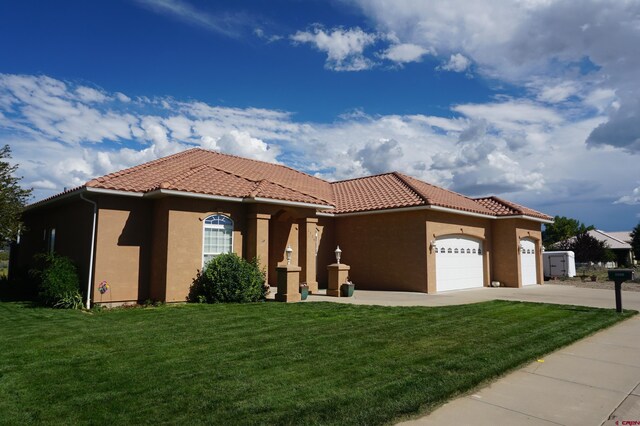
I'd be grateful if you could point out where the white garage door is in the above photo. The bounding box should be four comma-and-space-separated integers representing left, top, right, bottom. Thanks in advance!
435, 236, 484, 292
520, 238, 538, 286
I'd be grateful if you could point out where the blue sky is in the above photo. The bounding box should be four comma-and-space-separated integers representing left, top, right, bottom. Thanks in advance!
1, 0, 639, 230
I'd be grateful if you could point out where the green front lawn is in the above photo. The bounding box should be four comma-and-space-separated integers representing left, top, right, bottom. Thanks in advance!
0, 301, 634, 425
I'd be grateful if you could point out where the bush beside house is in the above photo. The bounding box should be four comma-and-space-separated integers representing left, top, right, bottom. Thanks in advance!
30, 253, 82, 308
188, 253, 267, 303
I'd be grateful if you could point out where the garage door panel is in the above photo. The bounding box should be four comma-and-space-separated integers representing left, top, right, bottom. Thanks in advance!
435, 236, 484, 292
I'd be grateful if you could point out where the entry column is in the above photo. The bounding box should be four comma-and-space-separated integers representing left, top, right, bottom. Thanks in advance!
247, 213, 271, 283
299, 217, 319, 293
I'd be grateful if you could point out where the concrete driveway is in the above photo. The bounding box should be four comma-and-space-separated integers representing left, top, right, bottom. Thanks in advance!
307, 283, 640, 310
306, 284, 640, 425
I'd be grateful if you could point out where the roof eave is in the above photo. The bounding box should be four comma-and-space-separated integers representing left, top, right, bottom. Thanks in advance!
494, 214, 554, 224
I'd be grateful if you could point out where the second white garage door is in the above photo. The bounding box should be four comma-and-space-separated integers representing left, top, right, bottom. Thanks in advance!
435, 236, 484, 292
520, 238, 538, 286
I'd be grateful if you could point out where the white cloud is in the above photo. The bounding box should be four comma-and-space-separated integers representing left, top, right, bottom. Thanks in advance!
290, 26, 377, 71
2, 72, 639, 226
356, 138, 403, 174
348, 0, 640, 153
75, 86, 109, 103
381, 43, 431, 63
615, 186, 640, 205
438, 53, 471, 72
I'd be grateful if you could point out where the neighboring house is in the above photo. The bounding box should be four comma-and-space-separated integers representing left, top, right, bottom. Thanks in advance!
554, 229, 635, 266
589, 230, 635, 266
12, 148, 552, 305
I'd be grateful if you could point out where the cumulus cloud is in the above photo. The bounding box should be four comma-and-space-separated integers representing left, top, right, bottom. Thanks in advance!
438, 53, 471, 72
381, 43, 431, 63
290, 26, 377, 71
356, 138, 403, 174
615, 186, 640, 205
2, 72, 639, 224
203, 130, 279, 163
341, 0, 640, 160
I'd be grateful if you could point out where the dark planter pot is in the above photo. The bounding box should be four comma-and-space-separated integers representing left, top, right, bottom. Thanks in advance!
590, 276, 597, 282
341, 283, 355, 297
300, 285, 309, 300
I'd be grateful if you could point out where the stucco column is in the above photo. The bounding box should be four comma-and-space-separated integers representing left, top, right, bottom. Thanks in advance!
247, 213, 270, 283
275, 265, 302, 302
299, 217, 319, 293
327, 263, 350, 297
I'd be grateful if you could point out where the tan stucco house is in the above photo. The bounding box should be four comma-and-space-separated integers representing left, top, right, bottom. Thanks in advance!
13, 148, 552, 305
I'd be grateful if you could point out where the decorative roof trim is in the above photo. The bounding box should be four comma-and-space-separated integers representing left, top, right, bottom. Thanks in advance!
86, 187, 145, 197
494, 214, 554, 224
248, 197, 334, 210
146, 189, 244, 203
146, 189, 334, 210
331, 204, 496, 219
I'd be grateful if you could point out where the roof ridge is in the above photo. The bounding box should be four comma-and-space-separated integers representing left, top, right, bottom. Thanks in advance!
331, 171, 397, 184
251, 178, 332, 206
391, 172, 432, 205
479, 195, 523, 214
157, 163, 209, 190
86, 148, 200, 187
593, 229, 628, 245
249, 179, 268, 198
395, 171, 479, 204
194, 148, 331, 186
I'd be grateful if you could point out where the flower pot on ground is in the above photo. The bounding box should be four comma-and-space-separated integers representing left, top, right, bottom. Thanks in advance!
590, 275, 597, 282
340, 282, 354, 297
299, 283, 309, 300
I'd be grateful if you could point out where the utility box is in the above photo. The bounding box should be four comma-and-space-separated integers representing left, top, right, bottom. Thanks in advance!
608, 269, 634, 281
543, 251, 576, 278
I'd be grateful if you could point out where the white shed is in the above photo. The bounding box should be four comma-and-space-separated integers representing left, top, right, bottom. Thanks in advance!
543, 251, 576, 278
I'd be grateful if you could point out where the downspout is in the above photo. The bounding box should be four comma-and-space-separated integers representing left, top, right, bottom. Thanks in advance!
80, 192, 97, 309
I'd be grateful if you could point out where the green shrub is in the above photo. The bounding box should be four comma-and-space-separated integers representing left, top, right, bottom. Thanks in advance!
54, 291, 83, 309
188, 253, 266, 303
30, 253, 82, 308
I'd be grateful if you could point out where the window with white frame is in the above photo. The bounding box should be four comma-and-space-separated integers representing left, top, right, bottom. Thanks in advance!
202, 214, 233, 266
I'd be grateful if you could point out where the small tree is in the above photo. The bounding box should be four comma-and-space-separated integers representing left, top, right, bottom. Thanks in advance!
631, 223, 640, 262
543, 215, 594, 249
570, 232, 608, 263
0, 145, 32, 243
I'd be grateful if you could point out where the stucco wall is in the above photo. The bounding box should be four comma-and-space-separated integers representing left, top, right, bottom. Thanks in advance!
491, 219, 543, 287
93, 195, 152, 304
157, 198, 248, 302
15, 198, 93, 295
315, 217, 336, 288
426, 211, 492, 293
334, 210, 428, 292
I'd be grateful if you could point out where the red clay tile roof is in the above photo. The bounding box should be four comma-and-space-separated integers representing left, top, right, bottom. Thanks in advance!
28, 148, 551, 220
86, 148, 334, 206
474, 196, 552, 220
331, 173, 425, 214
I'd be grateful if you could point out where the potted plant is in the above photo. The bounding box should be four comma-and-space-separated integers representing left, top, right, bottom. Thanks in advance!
590, 275, 597, 282
299, 282, 309, 300
341, 278, 355, 297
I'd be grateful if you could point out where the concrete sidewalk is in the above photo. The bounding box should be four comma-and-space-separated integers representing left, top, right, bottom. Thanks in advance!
304, 285, 640, 425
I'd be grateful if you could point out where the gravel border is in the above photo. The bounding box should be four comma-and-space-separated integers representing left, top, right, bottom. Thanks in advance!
546, 279, 640, 292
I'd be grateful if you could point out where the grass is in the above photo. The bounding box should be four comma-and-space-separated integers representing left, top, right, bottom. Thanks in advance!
0, 301, 634, 425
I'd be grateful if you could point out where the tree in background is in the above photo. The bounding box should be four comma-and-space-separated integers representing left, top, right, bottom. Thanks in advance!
0, 145, 32, 243
631, 223, 640, 263
542, 215, 595, 249
570, 231, 610, 263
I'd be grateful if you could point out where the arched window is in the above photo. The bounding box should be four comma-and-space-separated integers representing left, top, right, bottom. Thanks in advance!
203, 214, 233, 266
